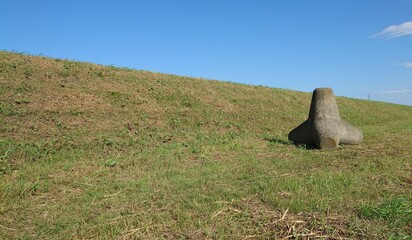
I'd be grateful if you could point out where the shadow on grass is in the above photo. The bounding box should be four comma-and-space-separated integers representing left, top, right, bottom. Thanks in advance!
263, 137, 291, 145
263, 137, 317, 150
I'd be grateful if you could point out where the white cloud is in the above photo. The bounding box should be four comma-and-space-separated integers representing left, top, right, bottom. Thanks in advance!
370, 21, 412, 39
377, 89, 412, 95
399, 62, 412, 68
372, 89, 412, 105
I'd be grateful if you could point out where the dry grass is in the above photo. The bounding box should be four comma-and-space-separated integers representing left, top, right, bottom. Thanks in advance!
1, 51, 411, 239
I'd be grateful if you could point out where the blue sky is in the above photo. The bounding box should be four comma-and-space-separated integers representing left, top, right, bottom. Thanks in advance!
1, 0, 411, 105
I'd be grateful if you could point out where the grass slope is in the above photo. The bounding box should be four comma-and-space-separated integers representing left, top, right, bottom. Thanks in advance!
1, 51, 411, 239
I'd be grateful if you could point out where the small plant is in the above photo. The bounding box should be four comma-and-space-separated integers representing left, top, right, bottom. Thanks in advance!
45, 72, 52, 78
103, 138, 116, 146
60, 63, 72, 77
389, 233, 412, 240
297, 144, 307, 150
360, 197, 412, 226
22, 141, 55, 162
181, 99, 192, 107
30, 181, 39, 194
169, 117, 181, 129
106, 91, 129, 107
54, 119, 63, 130
24, 68, 33, 79
15, 99, 31, 104
16, 84, 32, 93
0, 103, 15, 116
104, 158, 117, 167
0, 141, 14, 173
96, 71, 104, 77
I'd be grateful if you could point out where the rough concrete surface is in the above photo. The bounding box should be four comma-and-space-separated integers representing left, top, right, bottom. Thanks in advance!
288, 88, 363, 149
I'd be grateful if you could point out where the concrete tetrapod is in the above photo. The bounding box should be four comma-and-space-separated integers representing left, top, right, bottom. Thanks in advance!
288, 88, 363, 149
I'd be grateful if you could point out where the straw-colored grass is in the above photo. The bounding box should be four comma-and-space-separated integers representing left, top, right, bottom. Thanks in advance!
1, 51, 411, 239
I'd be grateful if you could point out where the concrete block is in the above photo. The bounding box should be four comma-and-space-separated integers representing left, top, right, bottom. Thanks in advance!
288, 88, 362, 149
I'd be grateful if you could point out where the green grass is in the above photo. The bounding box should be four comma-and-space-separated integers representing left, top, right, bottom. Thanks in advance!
0, 51, 412, 239
360, 197, 412, 226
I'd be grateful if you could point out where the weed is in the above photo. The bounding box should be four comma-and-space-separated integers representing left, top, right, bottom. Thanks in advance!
16, 84, 32, 93
55, 120, 63, 129
60, 62, 75, 77
23, 67, 33, 79
181, 99, 192, 107
360, 197, 412, 226
169, 117, 181, 130
0, 102, 15, 116
0, 140, 14, 173
45, 71, 52, 78
390, 233, 412, 240
104, 158, 117, 167
105, 91, 129, 107
15, 98, 31, 104
95, 71, 104, 77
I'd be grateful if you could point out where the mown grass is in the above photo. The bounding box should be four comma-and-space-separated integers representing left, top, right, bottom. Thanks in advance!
0, 51, 411, 239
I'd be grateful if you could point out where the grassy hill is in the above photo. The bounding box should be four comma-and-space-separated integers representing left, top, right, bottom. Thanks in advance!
1, 51, 411, 239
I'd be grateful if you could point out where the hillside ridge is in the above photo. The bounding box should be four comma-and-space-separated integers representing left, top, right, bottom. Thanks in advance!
1, 50, 410, 143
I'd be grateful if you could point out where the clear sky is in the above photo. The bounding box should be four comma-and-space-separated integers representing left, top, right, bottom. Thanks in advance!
1, 0, 411, 105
